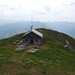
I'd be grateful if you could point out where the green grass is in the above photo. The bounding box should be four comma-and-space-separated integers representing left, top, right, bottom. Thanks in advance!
35, 48, 75, 70
0, 48, 12, 61
0, 28, 75, 75
21, 48, 75, 71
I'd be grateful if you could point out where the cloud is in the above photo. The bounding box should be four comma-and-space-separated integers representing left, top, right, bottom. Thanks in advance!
61, 0, 75, 6
0, 4, 4, 7
70, 2, 75, 5
0, 3, 8, 8
0, 0, 75, 22
10, 7, 18, 10
31, 10, 46, 15
44, 6, 50, 12
37, 12, 46, 14
31, 5, 50, 15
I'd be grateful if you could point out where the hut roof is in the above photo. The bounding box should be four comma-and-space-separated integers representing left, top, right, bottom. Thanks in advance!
23, 29, 43, 38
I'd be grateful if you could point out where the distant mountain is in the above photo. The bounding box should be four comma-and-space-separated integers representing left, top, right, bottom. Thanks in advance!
0, 21, 48, 39
0, 21, 75, 39
46, 22, 75, 39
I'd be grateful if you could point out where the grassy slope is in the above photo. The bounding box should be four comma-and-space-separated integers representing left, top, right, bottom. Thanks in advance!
0, 28, 75, 75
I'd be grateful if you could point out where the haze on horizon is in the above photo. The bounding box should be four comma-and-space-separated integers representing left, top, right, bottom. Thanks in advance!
0, 0, 75, 23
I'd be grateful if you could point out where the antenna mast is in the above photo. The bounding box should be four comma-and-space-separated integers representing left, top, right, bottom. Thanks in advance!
31, 18, 33, 30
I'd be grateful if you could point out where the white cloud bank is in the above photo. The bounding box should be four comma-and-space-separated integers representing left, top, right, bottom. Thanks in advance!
0, 0, 75, 22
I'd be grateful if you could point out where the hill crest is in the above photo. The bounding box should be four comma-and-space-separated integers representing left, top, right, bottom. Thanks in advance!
0, 28, 75, 75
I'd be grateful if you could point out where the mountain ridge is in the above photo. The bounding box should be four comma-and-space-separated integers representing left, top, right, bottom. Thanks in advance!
0, 28, 75, 75
0, 21, 75, 39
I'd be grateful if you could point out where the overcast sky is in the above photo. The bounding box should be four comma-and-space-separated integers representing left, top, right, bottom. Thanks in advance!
0, 0, 75, 22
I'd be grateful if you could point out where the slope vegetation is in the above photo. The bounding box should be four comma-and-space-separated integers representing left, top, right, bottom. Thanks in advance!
0, 28, 75, 75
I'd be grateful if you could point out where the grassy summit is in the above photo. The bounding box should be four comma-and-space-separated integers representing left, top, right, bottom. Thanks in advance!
0, 28, 75, 75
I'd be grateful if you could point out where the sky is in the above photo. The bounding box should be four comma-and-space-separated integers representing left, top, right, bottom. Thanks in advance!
0, 0, 75, 22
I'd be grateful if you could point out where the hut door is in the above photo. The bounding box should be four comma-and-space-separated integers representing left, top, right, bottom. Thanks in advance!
31, 39, 33, 44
